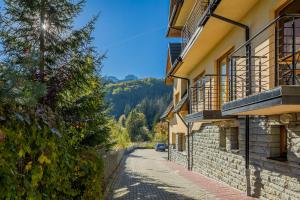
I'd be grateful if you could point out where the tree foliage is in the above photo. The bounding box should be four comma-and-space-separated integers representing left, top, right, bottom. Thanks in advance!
125, 110, 150, 142
105, 78, 172, 130
153, 122, 168, 143
110, 119, 131, 149
0, 0, 110, 199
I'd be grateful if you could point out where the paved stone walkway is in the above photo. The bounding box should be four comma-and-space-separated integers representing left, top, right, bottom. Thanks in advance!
109, 149, 255, 200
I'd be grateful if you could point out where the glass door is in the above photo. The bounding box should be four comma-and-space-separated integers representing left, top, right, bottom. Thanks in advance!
193, 73, 205, 112
278, 1, 300, 85
218, 57, 229, 108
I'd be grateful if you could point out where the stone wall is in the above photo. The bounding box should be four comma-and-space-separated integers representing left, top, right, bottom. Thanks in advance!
190, 124, 247, 191
169, 116, 300, 199
169, 145, 188, 168
244, 117, 300, 200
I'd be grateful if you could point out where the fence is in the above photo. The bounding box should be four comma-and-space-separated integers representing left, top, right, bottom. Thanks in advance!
190, 74, 228, 113
229, 14, 300, 100
181, 0, 210, 50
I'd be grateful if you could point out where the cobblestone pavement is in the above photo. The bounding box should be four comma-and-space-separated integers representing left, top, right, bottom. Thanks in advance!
109, 149, 216, 200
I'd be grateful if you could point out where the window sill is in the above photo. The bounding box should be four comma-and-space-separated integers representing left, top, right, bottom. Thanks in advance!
230, 149, 240, 154
267, 156, 287, 162
178, 151, 187, 156
219, 147, 226, 152
219, 148, 240, 154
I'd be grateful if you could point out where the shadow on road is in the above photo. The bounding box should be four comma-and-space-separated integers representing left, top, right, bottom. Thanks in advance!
111, 167, 197, 199
109, 151, 199, 200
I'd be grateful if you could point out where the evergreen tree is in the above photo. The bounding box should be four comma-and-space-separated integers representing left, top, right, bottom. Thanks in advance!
105, 78, 172, 119
0, 0, 109, 198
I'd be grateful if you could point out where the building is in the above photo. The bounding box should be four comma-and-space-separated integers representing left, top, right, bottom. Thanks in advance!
161, 0, 300, 199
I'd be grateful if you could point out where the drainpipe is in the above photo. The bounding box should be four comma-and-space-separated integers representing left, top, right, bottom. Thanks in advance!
167, 120, 170, 161
169, 74, 191, 171
208, 11, 251, 196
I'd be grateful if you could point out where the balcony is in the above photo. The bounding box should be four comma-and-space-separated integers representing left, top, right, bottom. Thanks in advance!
222, 14, 300, 116
181, 0, 210, 50
184, 75, 234, 123
169, 0, 258, 78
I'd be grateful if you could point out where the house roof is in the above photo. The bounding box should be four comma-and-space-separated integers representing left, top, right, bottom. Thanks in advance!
169, 43, 182, 65
165, 43, 182, 85
167, 0, 184, 37
173, 92, 188, 113
160, 101, 174, 120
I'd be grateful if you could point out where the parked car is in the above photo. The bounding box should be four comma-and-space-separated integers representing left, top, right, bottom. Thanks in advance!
155, 143, 166, 151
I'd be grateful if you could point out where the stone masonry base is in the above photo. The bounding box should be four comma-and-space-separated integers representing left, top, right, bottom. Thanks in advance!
169, 117, 300, 200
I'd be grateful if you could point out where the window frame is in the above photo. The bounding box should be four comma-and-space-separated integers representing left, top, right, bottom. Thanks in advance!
192, 71, 205, 112
280, 126, 288, 159
216, 49, 233, 109
268, 125, 288, 162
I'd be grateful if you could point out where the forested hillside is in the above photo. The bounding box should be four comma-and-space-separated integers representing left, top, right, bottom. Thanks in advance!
105, 78, 172, 131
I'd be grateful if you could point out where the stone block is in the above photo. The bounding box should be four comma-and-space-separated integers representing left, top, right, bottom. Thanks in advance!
287, 181, 300, 192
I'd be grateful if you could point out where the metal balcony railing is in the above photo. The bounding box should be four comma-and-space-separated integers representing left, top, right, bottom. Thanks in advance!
229, 14, 300, 101
181, 0, 210, 50
190, 75, 228, 113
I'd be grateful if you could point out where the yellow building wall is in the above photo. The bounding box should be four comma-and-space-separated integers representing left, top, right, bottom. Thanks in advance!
169, 0, 291, 141
173, 78, 188, 105
188, 0, 287, 80
169, 114, 188, 144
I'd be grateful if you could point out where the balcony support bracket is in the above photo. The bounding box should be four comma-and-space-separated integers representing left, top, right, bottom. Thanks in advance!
210, 13, 249, 32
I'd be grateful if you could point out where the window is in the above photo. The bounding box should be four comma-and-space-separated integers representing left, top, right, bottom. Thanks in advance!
177, 133, 186, 152
172, 133, 176, 149
278, 1, 300, 85
219, 57, 228, 106
219, 127, 239, 152
192, 72, 205, 112
226, 127, 239, 151
219, 129, 226, 150
217, 50, 232, 108
182, 135, 186, 151
175, 93, 180, 105
280, 126, 288, 159
268, 125, 288, 161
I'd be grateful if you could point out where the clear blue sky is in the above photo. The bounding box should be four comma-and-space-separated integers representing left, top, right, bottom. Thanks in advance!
76, 0, 177, 79
0, 0, 175, 79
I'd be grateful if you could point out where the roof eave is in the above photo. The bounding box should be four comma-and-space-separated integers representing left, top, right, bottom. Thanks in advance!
167, 0, 184, 38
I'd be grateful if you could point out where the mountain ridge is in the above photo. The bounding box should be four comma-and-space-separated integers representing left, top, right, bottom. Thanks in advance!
105, 77, 172, 130
104, 74, 139, 83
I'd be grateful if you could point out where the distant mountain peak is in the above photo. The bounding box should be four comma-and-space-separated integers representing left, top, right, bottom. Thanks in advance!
103, 76, 119, 84
124, 74, 138, 81
104, 74, 139, 83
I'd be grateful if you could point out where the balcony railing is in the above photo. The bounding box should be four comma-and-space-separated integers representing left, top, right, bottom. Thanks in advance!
181, 0, 210, 50
190, 75, 228, 113
228, 14, 300, 101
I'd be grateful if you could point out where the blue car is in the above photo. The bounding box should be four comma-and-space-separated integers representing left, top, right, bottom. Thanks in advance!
155, 143, 166, 151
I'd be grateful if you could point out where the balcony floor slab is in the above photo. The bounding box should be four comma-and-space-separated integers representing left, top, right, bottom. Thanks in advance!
184, 110, 234, 123
222, 86, 300, 116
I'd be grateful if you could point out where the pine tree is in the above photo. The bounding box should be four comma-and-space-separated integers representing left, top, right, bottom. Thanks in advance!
0, 0, 109, 198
